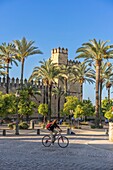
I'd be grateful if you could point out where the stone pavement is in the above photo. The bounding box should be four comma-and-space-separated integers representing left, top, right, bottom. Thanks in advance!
0, 125, 113, 170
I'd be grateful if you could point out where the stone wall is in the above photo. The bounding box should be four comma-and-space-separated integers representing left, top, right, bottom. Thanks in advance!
0, 47, 81, 118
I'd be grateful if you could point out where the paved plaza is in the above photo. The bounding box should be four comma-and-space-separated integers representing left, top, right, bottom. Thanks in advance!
0, 125, 113, 170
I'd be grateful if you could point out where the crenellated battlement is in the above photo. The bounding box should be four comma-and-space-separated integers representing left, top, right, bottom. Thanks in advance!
51, 47, 68, 65
51, 47, 68, 55
0, 47, 81, 117
68, 60, 81, 65
0, 77, 45, 92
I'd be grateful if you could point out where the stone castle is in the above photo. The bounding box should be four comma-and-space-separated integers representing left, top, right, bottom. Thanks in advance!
0, 47, 81, 117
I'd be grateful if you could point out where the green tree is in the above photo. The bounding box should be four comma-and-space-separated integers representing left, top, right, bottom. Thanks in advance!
74, 100, 94, 119
17, 90, 37, 121
104, 110, 113, 121
13, 37, 42, 89
63, 96, 80, 116
0, 92, 16, 118
75, 39, 113, 127
38, 103, 48, 123
103, 98, 113, 121
102, 97, 112, 116
74, 105, 84, 118
82, 99, 95, 118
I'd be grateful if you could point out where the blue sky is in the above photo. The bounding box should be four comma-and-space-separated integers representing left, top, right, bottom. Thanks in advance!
0, 0, 113, 103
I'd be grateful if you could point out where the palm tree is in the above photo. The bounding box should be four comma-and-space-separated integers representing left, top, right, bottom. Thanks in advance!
106, 81, 112, 102
19, 83, 41, 101
105, 77, 113, 102
13, 37, 43, 89
70, 62, 95, 101
99, 62, 113, 110
52, 85, 64, 121
58, 64, 72, 101
0, 43, 18, 93
29, 59, 60, 121
75, 39, 113, 127
42, 78, 49, 104
92, 62, 113, 116
0, 60, 7, 76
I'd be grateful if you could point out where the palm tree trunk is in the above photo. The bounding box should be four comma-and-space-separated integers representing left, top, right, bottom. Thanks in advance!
48, 84, 52, 121
80, 83, 83, 101
6, 62, 9, 94
64, 78, 67, 103
58, 96, 60, 121
65, 79, 67, 95
43, 86, 45, 104
108, 88, 110, 102
21, 58, 24, 89
45, 85, 48, 104
99, 81, 102, 117
95, 60, 101, 127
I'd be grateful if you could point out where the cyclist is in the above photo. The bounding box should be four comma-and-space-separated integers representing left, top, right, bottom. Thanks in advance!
46, 119, 62, 143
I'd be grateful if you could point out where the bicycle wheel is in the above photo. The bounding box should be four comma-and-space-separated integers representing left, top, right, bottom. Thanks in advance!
42, 135, 51, 147
58, 136, 69, 148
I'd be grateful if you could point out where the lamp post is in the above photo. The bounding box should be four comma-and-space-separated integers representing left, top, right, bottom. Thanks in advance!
15, 91, 20, 135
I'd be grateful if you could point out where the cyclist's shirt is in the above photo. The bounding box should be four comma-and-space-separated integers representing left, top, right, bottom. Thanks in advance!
49, 123, 60, 132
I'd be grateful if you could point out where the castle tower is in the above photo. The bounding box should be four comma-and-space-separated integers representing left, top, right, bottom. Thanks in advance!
51, 47, 68, 65
50, 47, 81, 116
0, 47, 81, 119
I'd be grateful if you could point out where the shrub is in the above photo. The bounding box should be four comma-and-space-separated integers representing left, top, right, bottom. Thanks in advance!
98, 125, 103, 129
90, 125, 96, 129
8, 123, 14, 129
90, 124, 103, 129
41, 123, 46, 129
80, 121, 89, 125
62, 121, 69, 126
19, 122, 29, 129
74, 126, 81, 129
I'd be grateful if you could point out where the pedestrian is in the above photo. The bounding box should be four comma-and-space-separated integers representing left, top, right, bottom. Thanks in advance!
59, 119, 63, 125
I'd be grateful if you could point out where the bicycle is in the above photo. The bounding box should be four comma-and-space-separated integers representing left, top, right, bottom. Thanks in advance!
42, 131, 69, 148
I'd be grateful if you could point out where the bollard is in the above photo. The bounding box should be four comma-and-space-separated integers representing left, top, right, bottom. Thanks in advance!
37, 129, 40, 135
67, 128, 71, 135
3, 129, 6, 136
105, 129, 108, 135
